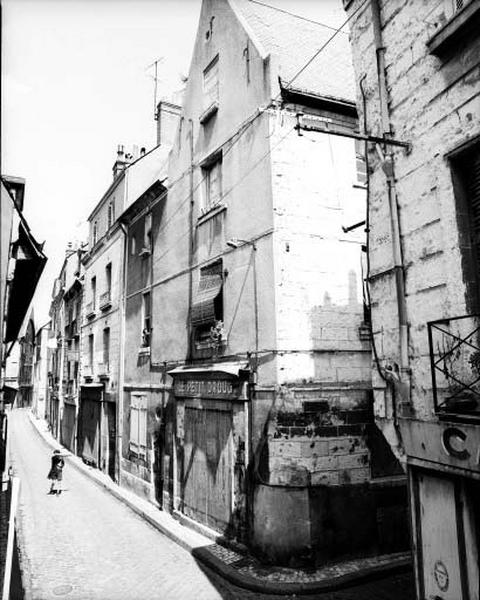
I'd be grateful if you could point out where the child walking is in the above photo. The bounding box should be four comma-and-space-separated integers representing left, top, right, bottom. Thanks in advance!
47, 449, 65, 495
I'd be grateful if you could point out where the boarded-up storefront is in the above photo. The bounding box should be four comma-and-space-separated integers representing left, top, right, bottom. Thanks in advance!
61, 401, 76, 453
183, 403, 233, 531
170, 363, 248, 538
78, 385, 103, 467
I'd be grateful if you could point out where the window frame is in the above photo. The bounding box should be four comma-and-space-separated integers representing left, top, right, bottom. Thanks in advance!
107, 201, 115, 230
103, 327, 110, 371
191, 260, 224, 352
201, 157, 223, 213
141, 291, 152, 348
91, 276, 96, 309
88, 333, 94, 368
129, 393, 148, 459
203, 54, 219, 109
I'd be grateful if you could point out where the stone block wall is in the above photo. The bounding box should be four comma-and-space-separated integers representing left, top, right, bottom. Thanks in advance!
265, 387, 373, 488
269, 110, 370, 385
345, 0, 480, 420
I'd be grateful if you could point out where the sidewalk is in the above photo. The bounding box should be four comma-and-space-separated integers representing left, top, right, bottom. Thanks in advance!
28, 412, 412, 596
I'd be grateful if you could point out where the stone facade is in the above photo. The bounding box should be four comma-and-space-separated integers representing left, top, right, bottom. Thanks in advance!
344, 0, 480, 597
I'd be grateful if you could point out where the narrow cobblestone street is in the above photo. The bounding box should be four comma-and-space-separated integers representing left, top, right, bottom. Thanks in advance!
9, 409, 414, 599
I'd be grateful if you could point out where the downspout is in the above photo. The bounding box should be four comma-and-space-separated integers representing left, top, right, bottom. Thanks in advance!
371, 0, 411, 413
118, 221, 128, 485
187, 119, 195, 363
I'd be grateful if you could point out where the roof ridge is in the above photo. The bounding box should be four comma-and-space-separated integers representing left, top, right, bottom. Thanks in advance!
247, 0, 348, 34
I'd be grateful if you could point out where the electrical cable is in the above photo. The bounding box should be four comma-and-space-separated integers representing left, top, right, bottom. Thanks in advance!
248, 0, 350, 33
281, 0, 370, 92
150, 125, 295, 268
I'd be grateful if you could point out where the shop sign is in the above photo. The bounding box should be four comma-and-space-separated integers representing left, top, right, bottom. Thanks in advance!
174, 378, 239, 399
399, 419, 480, 473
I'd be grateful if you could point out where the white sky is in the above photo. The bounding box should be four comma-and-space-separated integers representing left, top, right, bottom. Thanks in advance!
2, 0, 346, 326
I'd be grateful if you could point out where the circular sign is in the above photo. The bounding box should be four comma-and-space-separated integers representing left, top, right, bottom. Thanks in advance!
434, 560, 449, 592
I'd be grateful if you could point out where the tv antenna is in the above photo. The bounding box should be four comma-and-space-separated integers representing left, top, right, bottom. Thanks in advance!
146, 57, 164, 119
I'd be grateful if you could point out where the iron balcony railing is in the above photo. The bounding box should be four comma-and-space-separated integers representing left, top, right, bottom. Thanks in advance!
428, 313, 480, 415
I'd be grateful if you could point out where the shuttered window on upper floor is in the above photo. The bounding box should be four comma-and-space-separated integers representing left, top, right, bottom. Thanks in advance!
451, 141, 480, 312
203, 55, 219, 109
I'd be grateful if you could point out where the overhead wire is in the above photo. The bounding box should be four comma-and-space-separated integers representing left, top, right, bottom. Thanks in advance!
151, 124, 296, 268
248, 0, 350, 34
148, 0, 371, 267
281, 0, 370, 91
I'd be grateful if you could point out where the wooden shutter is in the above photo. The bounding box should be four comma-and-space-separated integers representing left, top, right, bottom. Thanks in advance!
467, 149, 480, 276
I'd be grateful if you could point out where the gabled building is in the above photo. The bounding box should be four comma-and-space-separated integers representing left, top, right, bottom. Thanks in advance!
344, 0, 480, 597
124, 0, 407, 566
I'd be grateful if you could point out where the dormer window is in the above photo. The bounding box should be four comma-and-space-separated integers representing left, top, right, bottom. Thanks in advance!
93, 221, 98, 246
107, 201, 115, 229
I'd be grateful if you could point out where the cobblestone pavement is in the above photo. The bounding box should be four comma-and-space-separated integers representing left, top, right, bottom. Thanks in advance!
9, 409, 415, 600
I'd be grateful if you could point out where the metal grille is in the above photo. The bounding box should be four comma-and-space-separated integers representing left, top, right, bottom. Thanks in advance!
428, 314, 480, 414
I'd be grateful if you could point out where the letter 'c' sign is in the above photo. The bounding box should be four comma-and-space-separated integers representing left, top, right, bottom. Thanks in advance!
441, 427, 470, 460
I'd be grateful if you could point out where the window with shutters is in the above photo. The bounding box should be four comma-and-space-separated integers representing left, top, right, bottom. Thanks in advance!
129, 394, 147, 459
355, 139, 367, 186
103, 328, 110, 371
203, 55, 219, 109
88, 334, 94, 368
191, 260, 224, 355
141, 291, 152, 348
451, 141, 480, 313
202, 158, 222, 213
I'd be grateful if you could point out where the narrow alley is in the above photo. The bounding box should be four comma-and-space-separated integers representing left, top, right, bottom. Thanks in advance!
8, 409, 414, 600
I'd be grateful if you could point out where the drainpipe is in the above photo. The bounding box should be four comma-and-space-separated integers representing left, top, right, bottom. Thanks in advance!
371, 0, 411, 412
117, 221, 128, 484
187, 119, 195, 363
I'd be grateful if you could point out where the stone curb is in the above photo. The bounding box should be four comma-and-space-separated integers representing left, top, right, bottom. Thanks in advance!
27, 412, 412, 595
192, 547, 411, 595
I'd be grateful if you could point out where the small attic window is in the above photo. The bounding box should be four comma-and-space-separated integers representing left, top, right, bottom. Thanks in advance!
205, 16, 215, 41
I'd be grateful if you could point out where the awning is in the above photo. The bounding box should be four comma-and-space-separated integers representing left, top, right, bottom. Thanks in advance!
168, 361, 248, 378
191, 274, 222, 326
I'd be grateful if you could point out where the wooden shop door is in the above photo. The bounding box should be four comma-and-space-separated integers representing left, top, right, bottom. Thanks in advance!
183, 406, 233, 533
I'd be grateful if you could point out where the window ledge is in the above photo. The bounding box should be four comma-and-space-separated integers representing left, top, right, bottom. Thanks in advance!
199, 101, 219, 125
197, 203, 226, 226
427, 1, 480, 56
138, 347, 151, 356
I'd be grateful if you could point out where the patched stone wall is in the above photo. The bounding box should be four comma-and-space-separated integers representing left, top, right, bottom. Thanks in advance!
265, 387, 373, 487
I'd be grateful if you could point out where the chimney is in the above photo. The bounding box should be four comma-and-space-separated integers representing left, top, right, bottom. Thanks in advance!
65, 241, 75, 259
155, 100, 182, 147
112, 144, 129, 179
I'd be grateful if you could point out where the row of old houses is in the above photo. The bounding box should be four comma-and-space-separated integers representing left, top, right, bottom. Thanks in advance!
31, 0, 480, 595
37, 0, 408, 568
